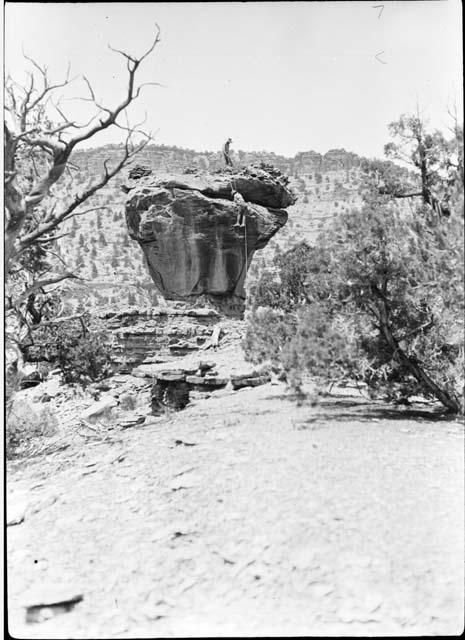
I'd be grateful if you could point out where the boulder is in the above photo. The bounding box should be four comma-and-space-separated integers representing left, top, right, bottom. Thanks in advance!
231, 373, 271, 390
197, 360, 216, 373
80, 396, 118, 422
124, 167, 294, 317
19, 364, 42, 389
230, 365, 272, 390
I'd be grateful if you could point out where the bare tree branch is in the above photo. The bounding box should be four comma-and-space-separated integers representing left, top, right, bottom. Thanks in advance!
5, 28, 161, 365
67, 25, 161, 148
17, 134, 150, 253
15, 272, 81, 306
5, 25, 161, 271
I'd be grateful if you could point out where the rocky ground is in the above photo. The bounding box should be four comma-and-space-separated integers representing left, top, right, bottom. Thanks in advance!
6, 361, 464, 638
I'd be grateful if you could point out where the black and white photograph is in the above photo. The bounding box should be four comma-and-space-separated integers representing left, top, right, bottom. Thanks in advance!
3, 1, 464, 637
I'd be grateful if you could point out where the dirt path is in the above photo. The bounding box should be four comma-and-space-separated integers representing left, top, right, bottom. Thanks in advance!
7, 383, 464, 637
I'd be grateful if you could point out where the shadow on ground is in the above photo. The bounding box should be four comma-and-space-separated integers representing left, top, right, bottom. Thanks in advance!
281, 394, 464, 424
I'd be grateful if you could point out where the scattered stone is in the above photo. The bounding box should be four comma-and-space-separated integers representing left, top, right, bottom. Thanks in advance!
41, 376, 62, 398
19, 365, 42, 389
23, 589, 83, 624
118, 414, 146, 429
110, 453, 126, 464
204, 375, 222, 385
210, 325, 222, 346
197, 360, 216, 373
174, 439, 197, 447
94, 382, 111, 392
7, 499, 28, 526
231, 373, 271, 390
80, 396, 118, 422
128, 164, 152, 180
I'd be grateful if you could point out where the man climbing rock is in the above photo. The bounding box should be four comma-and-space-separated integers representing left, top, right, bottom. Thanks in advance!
232, 190, 247, 228
223, 137, 233, 167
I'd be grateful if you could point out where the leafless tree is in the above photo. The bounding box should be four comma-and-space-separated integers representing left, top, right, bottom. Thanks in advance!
4, 26, 161, 367
382, 110, 464, 217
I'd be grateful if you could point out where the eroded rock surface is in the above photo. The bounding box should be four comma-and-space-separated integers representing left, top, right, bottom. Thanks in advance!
124, 166, 295, 316
100, 305, 243, 368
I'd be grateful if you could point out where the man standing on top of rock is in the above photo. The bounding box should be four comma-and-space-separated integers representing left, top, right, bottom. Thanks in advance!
223, 137, 233, 167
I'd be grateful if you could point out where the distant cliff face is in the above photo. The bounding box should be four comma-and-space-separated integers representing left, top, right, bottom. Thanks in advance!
72, 145, 363, 179
124, 166, 295, 316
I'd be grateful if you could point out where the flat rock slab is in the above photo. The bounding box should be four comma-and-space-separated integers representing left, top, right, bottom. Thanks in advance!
154, 371, 187, 382
186, 376, 229, 388
132, 359, 201, 378
133, 358, 217, 379
80, 396, 118, 421
231, 374, 271, 390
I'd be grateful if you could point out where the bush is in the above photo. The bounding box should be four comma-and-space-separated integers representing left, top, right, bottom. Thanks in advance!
6, 400, 58, 459
243, 306, 298, 369
30, 317, 114, 387
245, 202, 464, 413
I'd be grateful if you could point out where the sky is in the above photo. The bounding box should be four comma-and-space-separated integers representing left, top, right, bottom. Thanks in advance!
4, 1, 463, 159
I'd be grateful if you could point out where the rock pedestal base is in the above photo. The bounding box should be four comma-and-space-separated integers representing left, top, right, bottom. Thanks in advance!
151, 378, 190, 415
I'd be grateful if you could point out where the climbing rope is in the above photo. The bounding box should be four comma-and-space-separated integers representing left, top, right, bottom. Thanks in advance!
244, 211, 248, 277
228, 174, 248, 284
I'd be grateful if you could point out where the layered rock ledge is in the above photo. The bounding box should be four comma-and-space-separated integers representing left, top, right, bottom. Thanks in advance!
124, 166, 295, 316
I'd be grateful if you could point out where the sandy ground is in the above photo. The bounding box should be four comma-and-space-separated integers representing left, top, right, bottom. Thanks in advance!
6, 381, 464, 638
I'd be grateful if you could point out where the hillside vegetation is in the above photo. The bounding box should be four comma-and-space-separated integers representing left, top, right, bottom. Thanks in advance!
53, 145, 368, 311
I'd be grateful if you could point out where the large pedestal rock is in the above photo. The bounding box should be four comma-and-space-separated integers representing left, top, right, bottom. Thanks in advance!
124, 167, 294, 316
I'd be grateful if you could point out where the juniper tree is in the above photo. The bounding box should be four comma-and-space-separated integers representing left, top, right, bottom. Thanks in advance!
245, 115, 464, 413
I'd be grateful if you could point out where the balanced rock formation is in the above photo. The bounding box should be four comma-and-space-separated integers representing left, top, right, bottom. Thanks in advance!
124, 165, 295, 316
